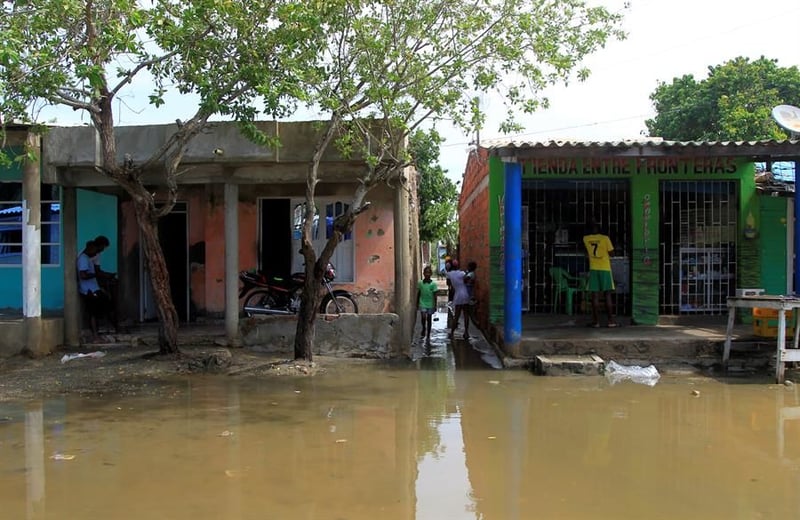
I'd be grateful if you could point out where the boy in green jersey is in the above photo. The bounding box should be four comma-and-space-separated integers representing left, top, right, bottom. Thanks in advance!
417, 265, 438, 342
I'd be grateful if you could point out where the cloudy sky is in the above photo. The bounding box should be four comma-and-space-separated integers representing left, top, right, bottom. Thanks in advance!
39, 0, 799, 184
434, 0, 800, 182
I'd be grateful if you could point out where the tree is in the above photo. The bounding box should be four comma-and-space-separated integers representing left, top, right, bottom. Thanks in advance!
646, 57, 800, 141
410, 129, 458, 250
288, 0, 625, 360
0, 1, 322, 354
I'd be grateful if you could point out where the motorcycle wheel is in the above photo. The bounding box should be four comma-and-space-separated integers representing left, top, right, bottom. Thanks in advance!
320, 293, 359, 315
242, 290, 272, 317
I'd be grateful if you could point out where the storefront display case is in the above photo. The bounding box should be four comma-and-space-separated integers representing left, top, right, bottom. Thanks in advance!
679, 247, 734, 312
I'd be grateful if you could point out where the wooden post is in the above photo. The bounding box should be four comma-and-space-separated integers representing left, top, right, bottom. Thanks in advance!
224, 182, 240, 347
722, 303, 736, 368
62, 186, 80, 347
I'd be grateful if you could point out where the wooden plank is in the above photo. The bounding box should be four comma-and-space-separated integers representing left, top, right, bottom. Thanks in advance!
724, 296, 800, 383
728, 297, 800, 311
723, 307, 736, 366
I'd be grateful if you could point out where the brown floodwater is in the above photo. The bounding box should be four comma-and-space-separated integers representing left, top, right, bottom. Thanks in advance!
2, 335, 800, 519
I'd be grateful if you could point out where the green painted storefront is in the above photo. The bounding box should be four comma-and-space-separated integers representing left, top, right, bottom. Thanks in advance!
486, 142, 798, 328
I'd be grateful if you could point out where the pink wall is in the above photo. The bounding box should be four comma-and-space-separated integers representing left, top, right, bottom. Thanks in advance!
351, 185, 395, 312
121, 183, 397, 319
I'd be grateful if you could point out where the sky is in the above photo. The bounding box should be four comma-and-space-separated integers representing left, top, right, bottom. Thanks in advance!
38, 0, 800, 185
435, 0, 800, 183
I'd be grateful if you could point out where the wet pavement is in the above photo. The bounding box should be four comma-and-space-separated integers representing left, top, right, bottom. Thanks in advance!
410, 306, 503, 370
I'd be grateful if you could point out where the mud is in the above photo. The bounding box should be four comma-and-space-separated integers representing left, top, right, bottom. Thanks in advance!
0, 344, 387, 402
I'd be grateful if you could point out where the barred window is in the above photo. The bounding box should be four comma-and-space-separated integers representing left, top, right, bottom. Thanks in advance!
0, 183, 61, 266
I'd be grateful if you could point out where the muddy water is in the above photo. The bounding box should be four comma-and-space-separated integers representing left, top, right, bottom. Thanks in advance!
3, 356, 800, 519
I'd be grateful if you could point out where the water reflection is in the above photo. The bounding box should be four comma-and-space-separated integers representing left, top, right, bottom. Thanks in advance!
3, 368, 800, 518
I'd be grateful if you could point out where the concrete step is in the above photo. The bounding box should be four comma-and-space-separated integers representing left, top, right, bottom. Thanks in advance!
532, 354, 605, 376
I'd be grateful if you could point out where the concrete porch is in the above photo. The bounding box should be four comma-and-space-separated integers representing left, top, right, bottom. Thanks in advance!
509, 313, 777, 370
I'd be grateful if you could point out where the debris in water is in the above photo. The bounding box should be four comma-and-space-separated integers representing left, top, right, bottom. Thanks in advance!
218, 430, 235, 437
691, 390, 701, 397
487, 380, 500, 385
335, 439, 347, 444
60, 351, 106, 364
49, 453, 75, 461
487, 436, 497, 440
605, 360, 660, 387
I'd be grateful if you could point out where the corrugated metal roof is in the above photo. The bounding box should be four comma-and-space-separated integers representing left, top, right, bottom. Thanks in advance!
487, 138, 800, 159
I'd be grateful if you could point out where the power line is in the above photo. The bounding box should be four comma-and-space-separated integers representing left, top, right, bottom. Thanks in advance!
440, 112, 653, 148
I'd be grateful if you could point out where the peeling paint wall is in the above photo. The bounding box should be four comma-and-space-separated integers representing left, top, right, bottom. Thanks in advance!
352, 184, 395, 312
119, 182, 397, 319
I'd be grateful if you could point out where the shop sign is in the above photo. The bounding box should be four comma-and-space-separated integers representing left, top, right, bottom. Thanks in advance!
528, 157, 738, 176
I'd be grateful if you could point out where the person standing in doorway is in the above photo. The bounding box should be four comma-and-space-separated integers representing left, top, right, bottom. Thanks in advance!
91, 235, 120, 328
78, 240, 117, 342
417, 265, 438, 343
583, 222, 617, 328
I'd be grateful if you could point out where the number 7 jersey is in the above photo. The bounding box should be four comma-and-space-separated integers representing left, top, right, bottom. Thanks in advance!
583, 233, 614, 271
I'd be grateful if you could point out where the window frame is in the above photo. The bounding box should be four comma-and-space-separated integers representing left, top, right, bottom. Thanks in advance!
0, 183, 61, 267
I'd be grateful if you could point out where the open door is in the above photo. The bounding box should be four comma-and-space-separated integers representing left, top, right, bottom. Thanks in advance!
140, 202, 189, 322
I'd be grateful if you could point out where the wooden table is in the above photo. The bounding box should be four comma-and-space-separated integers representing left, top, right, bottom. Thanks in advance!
723, 296, 800, 383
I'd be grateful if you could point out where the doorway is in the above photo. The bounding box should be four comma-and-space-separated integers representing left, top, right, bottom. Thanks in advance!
259, 198, 292, 276
523, 179, 630, 315
140, 202, 189, 322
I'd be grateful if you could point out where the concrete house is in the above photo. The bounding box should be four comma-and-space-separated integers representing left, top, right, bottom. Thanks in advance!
1, 121, 418, 356
458, 139, 800, 357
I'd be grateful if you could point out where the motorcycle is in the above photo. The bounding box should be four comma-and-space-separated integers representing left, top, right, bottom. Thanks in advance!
239, 263, 359, 317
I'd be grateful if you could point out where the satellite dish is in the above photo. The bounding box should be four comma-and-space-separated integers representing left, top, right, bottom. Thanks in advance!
772, 105, 800, 137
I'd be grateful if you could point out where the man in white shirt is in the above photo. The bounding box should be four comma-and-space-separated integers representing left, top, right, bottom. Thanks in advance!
78, 240, 116, 342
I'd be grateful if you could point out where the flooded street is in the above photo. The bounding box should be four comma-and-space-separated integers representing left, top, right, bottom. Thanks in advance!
3, 311, 800, 519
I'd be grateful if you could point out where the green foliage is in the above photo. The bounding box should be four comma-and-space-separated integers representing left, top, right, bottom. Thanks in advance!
411, 129, 458, 244
0, 1, 327, 145
646, 57, 800, 141
291, 0, 625, 177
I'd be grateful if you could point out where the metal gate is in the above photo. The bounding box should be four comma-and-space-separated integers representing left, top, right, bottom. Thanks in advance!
523, 179, 630, 315
659, 180, 738, 315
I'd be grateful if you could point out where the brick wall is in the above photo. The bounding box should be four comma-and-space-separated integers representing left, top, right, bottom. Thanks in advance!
458, 147, 491, 331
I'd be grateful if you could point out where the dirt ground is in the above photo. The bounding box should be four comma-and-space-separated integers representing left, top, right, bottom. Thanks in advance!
0, 343, 387, 402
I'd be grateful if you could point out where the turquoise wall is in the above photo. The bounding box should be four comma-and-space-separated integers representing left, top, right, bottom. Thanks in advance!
0, 147, 118, 312
77, 190, 118, 273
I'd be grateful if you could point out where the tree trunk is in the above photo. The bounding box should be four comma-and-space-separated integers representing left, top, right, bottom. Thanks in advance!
133, 197, 180, 354
293, 265, 324, 361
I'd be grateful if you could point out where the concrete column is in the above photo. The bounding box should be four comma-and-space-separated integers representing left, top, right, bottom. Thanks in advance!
62, 186, 80, 347
22, 132, 43, 356
394, 177, 412, 352
503, 161, 522, 354
224, 182, 240, 346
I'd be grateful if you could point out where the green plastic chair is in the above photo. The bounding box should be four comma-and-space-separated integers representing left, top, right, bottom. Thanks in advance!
549, 267, 586, 315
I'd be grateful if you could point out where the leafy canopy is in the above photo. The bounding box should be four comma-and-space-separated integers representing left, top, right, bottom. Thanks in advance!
411, 129, 458, 245
0, 0, 325, 144
291, 0, 625, 175
645, 57, 800, 141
